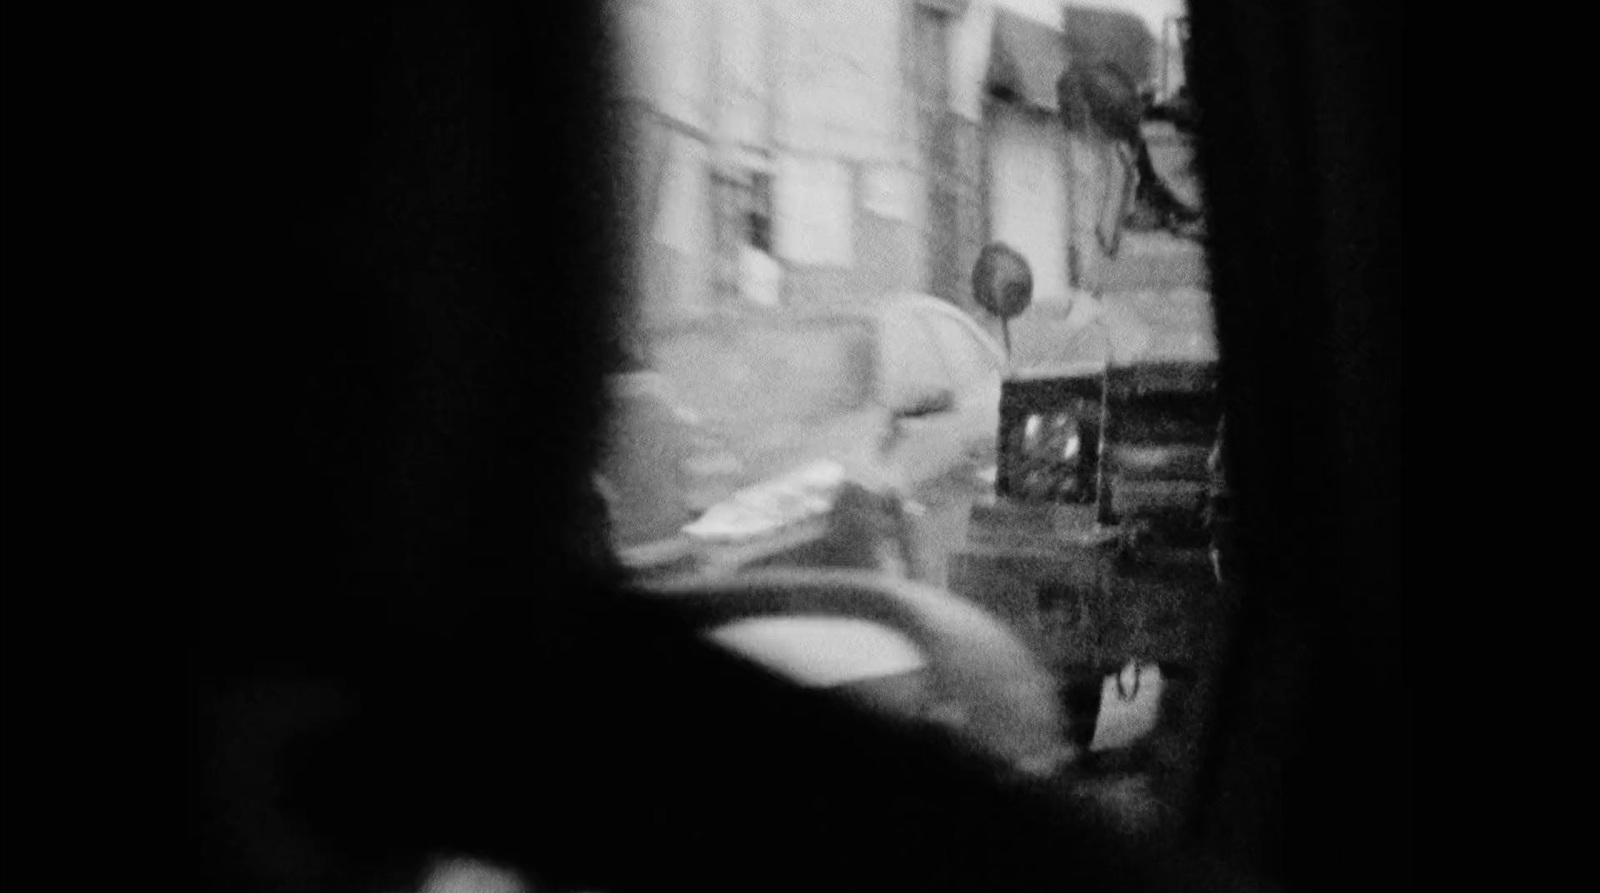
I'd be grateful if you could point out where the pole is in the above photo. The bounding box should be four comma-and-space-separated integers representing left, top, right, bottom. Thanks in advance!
1061, 7, 1080, 291
707, 0, 739, 310
763, 0, 787, 307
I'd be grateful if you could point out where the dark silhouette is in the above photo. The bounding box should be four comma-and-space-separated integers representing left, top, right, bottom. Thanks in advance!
1058, 59, 1203, 239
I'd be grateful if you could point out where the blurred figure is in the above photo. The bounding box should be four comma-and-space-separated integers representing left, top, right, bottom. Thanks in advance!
1057, 58, 1203, 244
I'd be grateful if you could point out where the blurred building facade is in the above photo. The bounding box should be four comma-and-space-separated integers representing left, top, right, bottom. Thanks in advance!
608, 0, 1189, 346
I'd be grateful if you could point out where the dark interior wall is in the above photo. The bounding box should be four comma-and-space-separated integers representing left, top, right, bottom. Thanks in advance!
197, 2, 627, 598
0, 0, 1403, 890
1183, 0, 1405, 888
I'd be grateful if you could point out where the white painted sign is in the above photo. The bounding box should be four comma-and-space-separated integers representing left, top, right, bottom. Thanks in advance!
654, 133, 710, 254
774, 154, 854, 267
863, 164, 915, 221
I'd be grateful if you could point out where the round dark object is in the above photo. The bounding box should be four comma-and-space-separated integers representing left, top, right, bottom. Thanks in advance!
971, 242, 1034, 321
